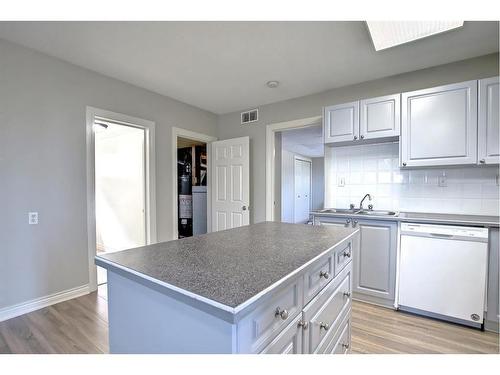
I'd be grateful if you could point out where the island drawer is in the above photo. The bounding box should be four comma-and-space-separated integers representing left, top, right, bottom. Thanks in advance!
237, 276, 304, 353
303, 250, 334, 304
334, 239, 352, 276
259, 314, 303, 354
318, 310, 351, 354
302, 263, 352, 354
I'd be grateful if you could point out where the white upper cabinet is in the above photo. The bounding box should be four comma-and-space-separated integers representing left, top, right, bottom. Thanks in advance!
400, 80, 478, 167
360, 94, 400, 140
324, 101, 359, 143
478, 77, 499, 165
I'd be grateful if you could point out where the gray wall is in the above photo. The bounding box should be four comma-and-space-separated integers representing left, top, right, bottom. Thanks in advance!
311, 157, 324, 210
0, 39, 217, 310
216, 53, 500, 224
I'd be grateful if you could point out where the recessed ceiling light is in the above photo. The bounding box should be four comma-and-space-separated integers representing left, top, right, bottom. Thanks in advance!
266, 80, 279, 88
366, 21, 464, 51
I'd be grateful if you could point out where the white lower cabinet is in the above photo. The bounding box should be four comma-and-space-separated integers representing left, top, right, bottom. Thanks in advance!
314, 216, 397, 307
254, 237, 354, 354
260, 314, 303, 354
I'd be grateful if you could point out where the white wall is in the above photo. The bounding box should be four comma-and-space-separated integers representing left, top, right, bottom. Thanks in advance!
311, 157, 324, 210
325, 142, 499, 216
0, 39, 217, 311
216, 53, 499, 223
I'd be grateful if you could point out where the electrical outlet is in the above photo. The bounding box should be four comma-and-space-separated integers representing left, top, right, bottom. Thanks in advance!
338, 176, 345, 187
28, 212, 38, 225
438, 175, 447, 187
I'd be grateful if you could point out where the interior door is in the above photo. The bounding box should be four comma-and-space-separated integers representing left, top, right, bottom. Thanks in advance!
293, 158, 311, 223
211, 136, 250, 231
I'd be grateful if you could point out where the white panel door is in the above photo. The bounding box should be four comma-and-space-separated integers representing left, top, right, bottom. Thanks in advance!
324, 101, 360, 143
478, 76, 499, 165
401, 80, 478, 167
293, 159, 311, 224
360, 93, 400, 140
211, 136, 250, 231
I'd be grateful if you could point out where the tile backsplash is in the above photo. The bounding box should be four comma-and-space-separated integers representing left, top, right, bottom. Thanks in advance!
324, 142, 500, 216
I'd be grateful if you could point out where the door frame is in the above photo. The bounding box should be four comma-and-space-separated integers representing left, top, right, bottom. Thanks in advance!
265, 116, 322, 221
86, 106, 157, 292
171, 127, 217, 239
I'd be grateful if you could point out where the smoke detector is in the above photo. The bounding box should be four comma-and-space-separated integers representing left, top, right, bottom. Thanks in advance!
266, 80, 279, 88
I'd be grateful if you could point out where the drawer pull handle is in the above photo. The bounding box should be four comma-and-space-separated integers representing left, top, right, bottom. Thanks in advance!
319, 322, 330, 331
342, 343, 350, 349
343, 292, 351, 298
298, 320, 309, 330
319, 270, 330, 279
343, 251, 351, 258
275, 307, 289, 320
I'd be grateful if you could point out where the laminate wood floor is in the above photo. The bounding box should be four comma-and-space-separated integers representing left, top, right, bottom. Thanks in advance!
0, 290, 498, 354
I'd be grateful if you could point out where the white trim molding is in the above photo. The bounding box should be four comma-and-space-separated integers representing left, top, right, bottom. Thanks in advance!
171, 127, 217, 240
86, 106, 157, 292
265, 116, 322, 221
0, 285, 90, 322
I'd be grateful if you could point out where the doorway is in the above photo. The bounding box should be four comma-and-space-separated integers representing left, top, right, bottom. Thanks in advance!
274, 122, 324, 224
86, 107, 156, 291
172, 127, 217, 239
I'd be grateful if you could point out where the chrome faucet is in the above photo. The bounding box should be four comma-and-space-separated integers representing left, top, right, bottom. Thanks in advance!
359, 194, 372, 210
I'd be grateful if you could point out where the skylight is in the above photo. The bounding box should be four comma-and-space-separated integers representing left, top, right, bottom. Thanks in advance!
366, 21, 464, 51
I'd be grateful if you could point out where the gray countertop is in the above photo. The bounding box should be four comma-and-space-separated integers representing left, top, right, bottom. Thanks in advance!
95, 222, 357, 317
311, 210, 499, 227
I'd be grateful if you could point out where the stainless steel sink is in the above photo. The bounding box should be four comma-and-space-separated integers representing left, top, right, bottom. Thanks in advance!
318, 208, 357, 214
355, 210, 397, 216
316, 208, 398, 216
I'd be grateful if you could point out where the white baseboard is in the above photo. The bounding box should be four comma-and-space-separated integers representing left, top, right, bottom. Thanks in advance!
0, 284, 90, 322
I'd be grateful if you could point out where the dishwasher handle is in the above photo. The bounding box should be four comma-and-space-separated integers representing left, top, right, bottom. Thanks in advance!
429, 233, 454, 238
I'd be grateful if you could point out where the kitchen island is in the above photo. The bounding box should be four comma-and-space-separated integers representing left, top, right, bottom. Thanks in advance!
95, 222, 358, 354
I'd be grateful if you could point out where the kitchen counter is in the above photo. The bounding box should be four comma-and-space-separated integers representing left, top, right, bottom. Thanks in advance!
95, 222, 359, 353
311, 210, 499, 227
96, 221, 357, 319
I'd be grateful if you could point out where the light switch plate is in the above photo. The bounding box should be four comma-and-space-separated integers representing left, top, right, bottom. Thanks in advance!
28, 212, 38, 225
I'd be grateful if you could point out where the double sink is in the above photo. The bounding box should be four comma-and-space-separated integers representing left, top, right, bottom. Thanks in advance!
316, 208, 398, 217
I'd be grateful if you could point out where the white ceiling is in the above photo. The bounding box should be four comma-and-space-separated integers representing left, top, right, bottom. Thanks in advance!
281, 124, 323, 158
0, 21, 498, 114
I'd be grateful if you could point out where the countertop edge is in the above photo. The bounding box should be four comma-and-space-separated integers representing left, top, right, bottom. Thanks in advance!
95, 228, 360, 322
310, 212, 500, 227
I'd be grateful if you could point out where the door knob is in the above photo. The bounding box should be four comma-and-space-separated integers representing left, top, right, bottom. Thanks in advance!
353, 136, 358, 140
402, 162, 407, 167
360, 135, 365, 139
242, 206, 247, 211
480, 159, 486, 164
319, 270, 330, 279
343, 291, 351, 298
319, 322, 330, 331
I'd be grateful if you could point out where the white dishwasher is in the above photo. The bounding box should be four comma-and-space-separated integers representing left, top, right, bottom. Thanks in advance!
398, 223, 489, 328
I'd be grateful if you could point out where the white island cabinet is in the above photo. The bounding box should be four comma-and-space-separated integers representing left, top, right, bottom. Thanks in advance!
95, 222, 358, 354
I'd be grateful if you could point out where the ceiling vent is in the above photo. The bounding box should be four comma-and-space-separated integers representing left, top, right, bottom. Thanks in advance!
241, 109, 258, 124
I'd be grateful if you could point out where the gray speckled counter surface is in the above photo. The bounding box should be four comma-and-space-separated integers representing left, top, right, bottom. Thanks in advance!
311, 210, 499, 227
96, 222, 357, 312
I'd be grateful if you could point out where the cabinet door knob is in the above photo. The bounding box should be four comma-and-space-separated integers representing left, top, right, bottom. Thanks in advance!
353, 136, 358, 140
402, 162, 407, 167
298, 320, 309, 330
480, 159, 486, 164
242, 206, 248, 211
319, 322, 330, 331
345, 219, 351, 226
342, 343, 350, 349
343, 291, 351, 298
275, 307, 289, 320
343, 251, 351, 258
360, 135, 365, 139
319, 270, 330, 279
352, 220, 358, 227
